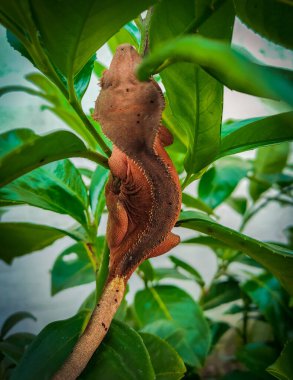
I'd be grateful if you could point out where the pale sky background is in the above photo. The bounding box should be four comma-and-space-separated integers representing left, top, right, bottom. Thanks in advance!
0, 18, 292, 335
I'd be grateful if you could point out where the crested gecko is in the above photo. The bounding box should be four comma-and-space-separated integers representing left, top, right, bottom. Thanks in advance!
53, 44, 181, 380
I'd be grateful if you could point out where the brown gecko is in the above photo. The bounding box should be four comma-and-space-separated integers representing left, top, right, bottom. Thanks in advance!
53, 44, 181, 380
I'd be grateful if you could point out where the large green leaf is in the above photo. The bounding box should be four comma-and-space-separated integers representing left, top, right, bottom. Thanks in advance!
29, 0, 156, 77
249, 143, 290, 201
89, 165, 109, 225
242, 274, 293, 344
140, 332, 186, 380
0, 312, 36, 339
0, 223, 66, 264
0, 159, 88, 226
198, 157, 249, 209
234, 0, 293, 50
0, 128, 96, 187
201, 279, 242, 310
79, 320, 155, 380
134, 285, 211, 368
177, 211, 293, 296
268, 340, 293, 380
51, 243, 95, 296
219, 112, 293, 159
149, 0, 235, 176
137, 36, 293, 107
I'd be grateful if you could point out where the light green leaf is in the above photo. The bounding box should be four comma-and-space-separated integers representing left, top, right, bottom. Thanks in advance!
93, 61, 107, 78
220, 113, 293, 159
137, 36, 293, 107
135, 285, 211, 368
267, 340, 293, 380
51, 243, 95, 296
149, 0, 235, 176
169, 255, 205, 287
89, 165, 109, 225
0, 159, 88, 226
198, 157, 250, 209
234, 0, 293, 50
0, 223, 66, 264
242, 273, 293, 343
1, 312, 36, 339
181, 193, 214, 215
140, 332, 186, 380
249, 143, 290, 201
177, 211, 293, 296
108, 26, 139, 54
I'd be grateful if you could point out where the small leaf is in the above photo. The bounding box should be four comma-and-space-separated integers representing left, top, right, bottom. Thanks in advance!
0, 159, 89, 226
267, 340, 293, 380
0, 333, 35, 364
209, 321, 230, 348
169, 255, 205, 287
51, 243, 95, 296
198, 157, 249, 209
89, 165, 109, 225
0, 128, 87, 187
201, 279, 242, 310
1, 312, 36, 339
181, 193, 214, 215
153, 267, 190, 282
93, 61, 107, 78
135, 285, 211, 367
226, 197, 247, 215
140, 332, 186, 380
74, 55, 95, 100
177, 211, 293, 296
0, 223, 66, 264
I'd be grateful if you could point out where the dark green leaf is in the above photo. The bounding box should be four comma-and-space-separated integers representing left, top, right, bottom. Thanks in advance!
267, 340, 293, 380
1, 312, 36, 339
140, 332, 186, 380
0, 159, 89, 226
29, 0, 156, 77
108, 26, 139, 54
0, 342, 23, 365
181, 193, 214, 215
11, 313, 86, 380
0, 223, 66, 264
153, 268, 190, 282
222, 370, 263, 380
234, 0, 293, 50
135, 285, 210, 367
74, 55, 95, 100
169, 256, 205, 287
6, 30, 33, 64
198, 157, 249, 209
201, 279, 241, 310
137, 37, 293, 107
181, 235, 228, 250
149, 0, 235, 176
80, 320, 155, 380
209, 321, 230, 348
1, 333, 35, 364
177, 211, 293, 296
0, 128, 88, 187
249, 143, 290, 201
226, 197, 247, 215
138, 260, 155, 283
237, 342, 278, 379
219, 113, 293, 159
89, 165, 109, 225
51, 243, 95, 296
242, 274, 293, 343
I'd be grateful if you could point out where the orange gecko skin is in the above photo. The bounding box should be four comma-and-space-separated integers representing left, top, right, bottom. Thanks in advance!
94, 44, 182, 281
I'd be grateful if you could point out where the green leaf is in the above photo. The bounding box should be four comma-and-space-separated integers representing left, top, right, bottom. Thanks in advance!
51, 243, 95, 296
153, 268, 190, 282
0, 223, 66, 264
181, 193, 214, 215
80, 320, 155, 380
198, 157, 249, 209
209, 321, 230, 348
135, 285, 211, 368
219, 113, 293, 159
29, 0, 156, 77
0, 333, 35, 364
241, 273, 293, 343
74, 55, 95, 100
0, 159, 89, 226
11, 313, 86, 380
6, 30, 33, 64
89, 165, 109, 225
267, 340, 293, 380
234, 0, 293, 50
249, 143, 290, 201
201, 279, 241, 310
169, 256, 205, 287
237, 342, 279, 379
140, 332, 186, 380
108, 26, 139, 54
1, 312, 36, 339
0, 128, 91, 187
177, 211, 293, 296
149, 0, 235, 176
137, 36, 293, 108
138, 260, 155, 283
93, 61, 107, 78
226, 197, 247, 215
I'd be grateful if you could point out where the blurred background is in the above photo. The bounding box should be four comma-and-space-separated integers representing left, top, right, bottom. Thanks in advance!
0, 18, 292, 335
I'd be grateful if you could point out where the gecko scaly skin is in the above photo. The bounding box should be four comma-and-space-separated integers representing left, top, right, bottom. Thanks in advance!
53, 44, 181, 380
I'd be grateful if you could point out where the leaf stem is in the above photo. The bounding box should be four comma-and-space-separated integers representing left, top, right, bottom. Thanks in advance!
149, 287, 173, 320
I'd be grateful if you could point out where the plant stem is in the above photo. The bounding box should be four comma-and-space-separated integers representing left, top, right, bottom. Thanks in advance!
139, 7, 153, 56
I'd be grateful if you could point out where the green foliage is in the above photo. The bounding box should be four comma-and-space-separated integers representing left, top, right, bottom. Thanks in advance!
0, 0, 293, 379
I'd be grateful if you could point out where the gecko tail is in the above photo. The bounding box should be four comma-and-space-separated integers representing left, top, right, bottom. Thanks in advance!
52, 276, 125, 380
